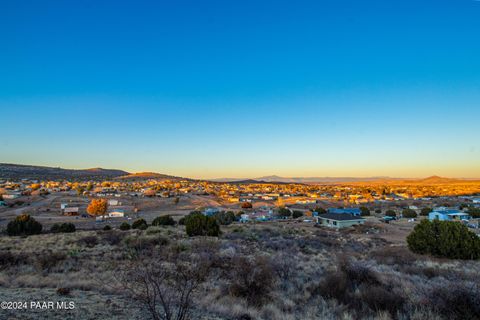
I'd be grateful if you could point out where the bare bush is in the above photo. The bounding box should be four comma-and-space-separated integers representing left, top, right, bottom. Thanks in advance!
78, 235, 98, 248
35, 251, 67, 272
371, 246, 417, 266
312, 257, 405, 317
117, 248, 212, 320
428, 283, 480, 320
0, 251, 29, 270
228, 255, 276, 306
101, 230, 125, 246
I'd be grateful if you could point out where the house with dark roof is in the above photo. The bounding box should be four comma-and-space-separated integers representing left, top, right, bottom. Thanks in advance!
316, 213, 365, 229
328, 208, 362, 216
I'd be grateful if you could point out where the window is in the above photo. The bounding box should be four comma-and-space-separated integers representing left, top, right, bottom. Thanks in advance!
333, 221, 337, 225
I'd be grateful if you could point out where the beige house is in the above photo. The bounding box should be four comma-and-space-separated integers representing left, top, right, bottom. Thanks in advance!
316, 213, 365, 229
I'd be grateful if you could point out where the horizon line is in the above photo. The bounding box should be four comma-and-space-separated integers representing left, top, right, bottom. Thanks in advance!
2, 162, 480, 181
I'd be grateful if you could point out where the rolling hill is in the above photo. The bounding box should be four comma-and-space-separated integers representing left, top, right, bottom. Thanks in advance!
0, 163, 129, 180
114, 172, 190, 181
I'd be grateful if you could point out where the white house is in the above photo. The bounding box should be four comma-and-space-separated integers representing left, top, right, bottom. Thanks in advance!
3, 193, 21, 200
108, 209, 125, 218
108, 199, 120, 206
63, 207, 79, 216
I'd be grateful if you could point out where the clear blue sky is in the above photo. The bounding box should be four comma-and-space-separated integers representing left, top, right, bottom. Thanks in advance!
1, 0, 480, 178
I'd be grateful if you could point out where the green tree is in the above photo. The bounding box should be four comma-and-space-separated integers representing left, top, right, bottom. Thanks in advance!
277, 207, 291, 218
292, 210, 303, 219
314, 207, 327, 214
86, 183, 94, 191
7, 214, 42, 236
51, 223, 76, 233
402, 208, 417, 218
152, 215, 176, 226
360, 207, 371, 216
214, 211, 236, 225
467, 208, 480, 218
385, 210, 396, 217
407, 220, 480, 259
132, 219, 148, 230
119, 222, 131, 230
420, 207, 432, 216
185, 213, 220, 237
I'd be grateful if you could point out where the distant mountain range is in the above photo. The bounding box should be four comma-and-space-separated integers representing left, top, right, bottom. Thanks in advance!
211, 175, 480, 184
1, 163, 478, 184
212, 175, 394, 184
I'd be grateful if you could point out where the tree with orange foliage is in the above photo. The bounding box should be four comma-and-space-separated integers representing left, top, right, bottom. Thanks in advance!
143, 189, 156, 197
30, 183, 41, 190
241, 202, 253, 209
87, 199, 108, 216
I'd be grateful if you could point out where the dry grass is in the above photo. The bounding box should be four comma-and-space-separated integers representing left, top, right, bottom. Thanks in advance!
0, 221, 479, 319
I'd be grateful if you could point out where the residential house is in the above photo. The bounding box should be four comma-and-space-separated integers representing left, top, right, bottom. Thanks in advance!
327, 208, 362, 216
428, 209, 470, 221
316, 213, 365, 229
63, 207, 79, 216
108, 209, 125, 218
108, 199, 120, 206
2, 192, 21, 200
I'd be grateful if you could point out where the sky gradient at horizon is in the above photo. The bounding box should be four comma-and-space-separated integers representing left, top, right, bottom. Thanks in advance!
1, 0, 480, 179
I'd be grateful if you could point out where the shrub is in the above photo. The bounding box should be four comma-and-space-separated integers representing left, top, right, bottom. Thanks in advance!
51, 223, 76, 233
125, 235, 169, 252
375, 209, 382, 214
228, 256, 275, 306
185, 213, 220, 237
6, 214, 42, 236
0, 251, 28, 269
56, 287, 71, 296
103, 225, 112, 231
312, 258, 404, 316
467, 207, 480, 218
118, 249, 212, 320
371, 246, 417, 266
292, 210, 303, 219
361, 284, 405, 316
277, 207, 291, 218
385, 210, 396, 217
132, 219, 148, 230
152, 215, 176, 226
420, 207, 432, 216
359, 207, 370, 216
119, 222, 131, 230
178, 217, 186, 225
429, 283, 480, 319
407, 220, 480, 259
314, 207, 327, 214
101, 231, 124, 246
402, 208, 417, 218
35, 251, 66, 272
214, 211, 236, 225
79, 235, 98, 248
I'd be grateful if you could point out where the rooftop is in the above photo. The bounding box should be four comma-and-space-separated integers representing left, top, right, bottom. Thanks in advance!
318, 213, 365, 221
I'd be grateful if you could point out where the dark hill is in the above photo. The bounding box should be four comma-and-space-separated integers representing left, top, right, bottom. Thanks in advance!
0, 163, 128, 180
